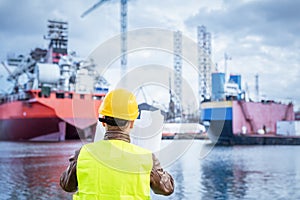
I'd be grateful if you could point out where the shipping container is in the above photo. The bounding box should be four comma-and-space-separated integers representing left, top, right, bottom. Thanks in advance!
276, 121, 296, 136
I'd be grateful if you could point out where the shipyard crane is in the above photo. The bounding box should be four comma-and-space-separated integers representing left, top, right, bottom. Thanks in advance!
81, 0, 128, 77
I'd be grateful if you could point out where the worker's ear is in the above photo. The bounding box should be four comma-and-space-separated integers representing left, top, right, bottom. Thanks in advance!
129, 121, 134, 129
101, 122, 106, 127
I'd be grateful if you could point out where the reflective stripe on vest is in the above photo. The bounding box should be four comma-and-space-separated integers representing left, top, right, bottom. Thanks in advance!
73, 140, 153, 200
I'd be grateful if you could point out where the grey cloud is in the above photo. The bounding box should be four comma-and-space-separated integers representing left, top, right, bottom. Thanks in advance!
0, 1, 48, 35
185, 0, 300, 48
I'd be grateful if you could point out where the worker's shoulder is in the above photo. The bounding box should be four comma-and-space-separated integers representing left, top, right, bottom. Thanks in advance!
84, 140, 152, 154
128, 142, 152, 155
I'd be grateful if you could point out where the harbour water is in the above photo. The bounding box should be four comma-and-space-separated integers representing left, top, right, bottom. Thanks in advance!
1, 140, 300, 200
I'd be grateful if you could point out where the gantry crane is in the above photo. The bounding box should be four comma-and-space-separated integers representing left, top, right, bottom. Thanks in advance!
81, 0, 128, 76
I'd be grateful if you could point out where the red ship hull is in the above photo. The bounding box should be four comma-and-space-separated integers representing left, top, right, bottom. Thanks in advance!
0, 90, 104, 141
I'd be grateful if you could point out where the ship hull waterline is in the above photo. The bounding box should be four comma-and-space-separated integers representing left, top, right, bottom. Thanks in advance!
202, 101, 300, 145
0, 117, 98, 141
207, 120, 300, 145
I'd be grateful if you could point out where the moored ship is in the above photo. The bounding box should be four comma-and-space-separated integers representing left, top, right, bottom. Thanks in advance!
0, 20, 108, 141
201, 72, 300, 145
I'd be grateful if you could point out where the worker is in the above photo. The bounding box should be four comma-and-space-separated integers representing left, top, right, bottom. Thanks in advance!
60, 88, 174, 199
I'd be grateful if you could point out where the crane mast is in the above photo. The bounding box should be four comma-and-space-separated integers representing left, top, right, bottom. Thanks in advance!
81, 0, 128, 77
120, 0, 127, 76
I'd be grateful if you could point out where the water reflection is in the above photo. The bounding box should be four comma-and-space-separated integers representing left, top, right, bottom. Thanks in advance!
171, 161, 185, 199
201, 147, 248, 199
1, 141, 300, 199
0, 141, 81, 200
153, 140, 203, 200
200, 145, 300, 200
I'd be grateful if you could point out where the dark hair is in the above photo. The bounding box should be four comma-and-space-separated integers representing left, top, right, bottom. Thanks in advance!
99, 116, 129, 127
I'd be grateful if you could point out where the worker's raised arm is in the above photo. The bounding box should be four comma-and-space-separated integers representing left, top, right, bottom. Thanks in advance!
60, 149, 80, 193
150, 154, 174, 195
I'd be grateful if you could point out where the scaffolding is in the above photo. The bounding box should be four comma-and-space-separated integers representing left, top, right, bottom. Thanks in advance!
120, 0, 128, 77
173, 30, 182, 116
197, 25, 212, 101
44, 20, 68, 64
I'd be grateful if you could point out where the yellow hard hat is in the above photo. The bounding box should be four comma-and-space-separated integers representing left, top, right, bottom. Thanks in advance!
98, 88, 139, 121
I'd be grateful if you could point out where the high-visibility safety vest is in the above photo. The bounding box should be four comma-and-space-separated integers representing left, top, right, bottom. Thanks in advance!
73, 140, 153, 200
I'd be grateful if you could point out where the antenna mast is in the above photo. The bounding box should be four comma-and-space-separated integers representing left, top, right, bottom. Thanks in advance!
255, 74, 259, 102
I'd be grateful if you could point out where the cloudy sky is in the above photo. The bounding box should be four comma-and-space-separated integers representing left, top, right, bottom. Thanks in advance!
0, 0, 299, 110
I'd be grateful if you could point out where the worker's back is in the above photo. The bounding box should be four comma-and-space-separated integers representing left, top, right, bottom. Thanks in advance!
73, 140, 153, 200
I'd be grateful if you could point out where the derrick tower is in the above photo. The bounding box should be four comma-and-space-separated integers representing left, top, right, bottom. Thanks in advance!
197, 25, 212, 102
173, 30, 182, 116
